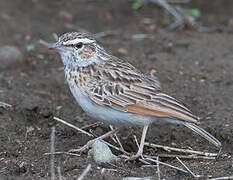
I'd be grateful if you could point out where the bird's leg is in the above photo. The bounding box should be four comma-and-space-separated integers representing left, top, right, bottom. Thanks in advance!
125, 125, 149, 161
69, 128, 119, 153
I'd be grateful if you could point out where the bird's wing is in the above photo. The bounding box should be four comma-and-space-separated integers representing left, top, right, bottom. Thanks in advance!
84, 58, 199, 124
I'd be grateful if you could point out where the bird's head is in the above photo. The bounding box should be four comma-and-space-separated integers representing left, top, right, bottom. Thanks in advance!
49, 32, 106, 67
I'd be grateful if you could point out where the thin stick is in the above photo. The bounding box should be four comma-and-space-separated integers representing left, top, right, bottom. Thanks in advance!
156, 156, 161, 180
144, 142, 218, 157
176, 157, 196, 178
122, 177, 152, 180
81, 122, 101, 130
69, 128, 119, 153
53, 117, 151, 165
156, 154, 216, 160
54, 117, 93, 137
133, 135, 144, 159
134, 135, 140, 149
153, 0, 183, 21
53, 117, 128, 155
57, 166, 62, 180
0, 101, 12, 108
77, 164, 91, 180
209, 176, 233, 180
50, 127, 56, 180
0, 167, 7, 173
110, 125, 125, 151
109, 126, 118, 143
44, 151, 80, 157
53, 116, 194, 172
144, 156, 188, 174
166, 0, 191, 3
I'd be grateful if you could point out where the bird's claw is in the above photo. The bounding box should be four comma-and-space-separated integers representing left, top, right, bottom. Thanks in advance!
119, 153, 142, 162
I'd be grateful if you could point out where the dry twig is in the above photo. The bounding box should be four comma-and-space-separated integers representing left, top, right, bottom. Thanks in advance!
155, 154, 216, 160
122, 177, 152, 180
144, 156, 188, 174
110, 125, 125, 151
57, 166, 62, 180
54, 117, 93, 137
209, 176, 233, 180
52, 116, 195, 174
50, 127, 56, 180
0, 101, 12, 108
44, 151, 80, 157
156, 156, 161, 180
144, 142, 218, 157
77, 164, 91, 180
176, 157, 196, 178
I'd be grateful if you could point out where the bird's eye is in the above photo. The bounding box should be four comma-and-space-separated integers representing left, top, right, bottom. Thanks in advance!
75, 42, 83, 49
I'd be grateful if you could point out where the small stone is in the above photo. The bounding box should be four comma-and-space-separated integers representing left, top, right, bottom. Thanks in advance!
0, 46, 23, 70
88, 140, 116, 164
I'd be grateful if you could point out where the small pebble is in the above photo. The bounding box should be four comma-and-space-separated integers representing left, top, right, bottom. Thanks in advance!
0, 46, 23, 70
88, 140, 116, 164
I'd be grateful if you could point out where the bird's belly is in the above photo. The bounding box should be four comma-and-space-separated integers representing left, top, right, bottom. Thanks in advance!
68, 85, 153, 127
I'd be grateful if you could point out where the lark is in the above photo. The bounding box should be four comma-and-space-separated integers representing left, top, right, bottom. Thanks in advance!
49, 32, 221, 160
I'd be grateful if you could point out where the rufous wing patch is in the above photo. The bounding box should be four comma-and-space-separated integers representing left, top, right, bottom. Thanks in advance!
126, 103, 198, 123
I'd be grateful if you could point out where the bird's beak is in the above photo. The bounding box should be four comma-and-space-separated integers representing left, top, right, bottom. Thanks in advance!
48, 42, 62, 50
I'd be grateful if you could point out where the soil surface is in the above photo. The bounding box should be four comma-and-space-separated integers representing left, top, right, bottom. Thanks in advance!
0, 0, 233, 179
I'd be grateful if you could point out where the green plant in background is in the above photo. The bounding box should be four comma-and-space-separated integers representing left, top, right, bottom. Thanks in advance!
56, 105, 62, 111
132, 1, 143, 9
184, 8, 201, 18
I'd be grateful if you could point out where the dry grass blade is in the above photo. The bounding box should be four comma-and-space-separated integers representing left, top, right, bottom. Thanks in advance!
81, 122, 101, 130
209, 176, 233, 180
44, 151, 80, 157
122, 177, 152, 180
144, 156, 188, 174
0, 101, 12, 108
110, 125, 125, 151
156, 154, 216, 160
53, 117, 152, 166
57, 166, 62, 180
77, 164, 91, 180
52, 116, 198, 174
153, 0, 183, 21
133, 135, 144, 159
50, 127, 56, 180
54, 117, 93, 137
144, 142, 218, 157
53, 116, 128, 154
156, 156, 161, 180
176, 157, 196, 177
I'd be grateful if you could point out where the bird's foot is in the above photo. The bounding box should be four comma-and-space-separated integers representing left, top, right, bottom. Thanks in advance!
119, 152, 143, 162
69, 139, 95, 154
68, 129, 119, 154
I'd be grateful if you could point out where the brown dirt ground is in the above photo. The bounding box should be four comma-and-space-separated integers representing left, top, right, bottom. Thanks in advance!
0, 0, 233, 179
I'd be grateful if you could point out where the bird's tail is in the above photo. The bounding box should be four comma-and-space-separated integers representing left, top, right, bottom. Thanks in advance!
184, 123, 222, 148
